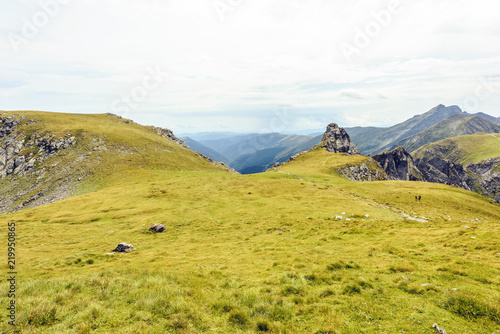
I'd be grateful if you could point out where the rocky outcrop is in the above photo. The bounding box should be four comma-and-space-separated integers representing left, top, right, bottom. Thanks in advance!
151, 126, 189, 149
372, 147, 423, 181
320, 123, 361, 155
336, 158, 389, 181
0, 116, 76, 178
465, 157, 500, 203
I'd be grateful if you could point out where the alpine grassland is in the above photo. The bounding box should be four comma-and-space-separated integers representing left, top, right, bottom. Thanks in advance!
412, 133, 500, 166
0, 112, 499, 333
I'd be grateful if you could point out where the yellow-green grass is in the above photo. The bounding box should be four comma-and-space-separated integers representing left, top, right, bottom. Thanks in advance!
0, 111, 224, 210
1, 147, 499, 333
412, 133, 500, 166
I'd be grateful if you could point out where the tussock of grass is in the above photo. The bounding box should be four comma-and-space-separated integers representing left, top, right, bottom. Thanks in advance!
444, 293, 500, 323
327, 260, 360, 271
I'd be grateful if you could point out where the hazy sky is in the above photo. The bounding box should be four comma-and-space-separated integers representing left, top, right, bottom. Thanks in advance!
1, 0, 500, 133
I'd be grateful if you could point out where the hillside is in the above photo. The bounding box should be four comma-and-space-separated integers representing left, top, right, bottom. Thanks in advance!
348, 104, 464, 155
412, 133, 500, 203
2, 147, 500, 332
395, 114, 500, 153
1, 114, 500, 333
412, 133, 500, 166
0, 111, 228, 213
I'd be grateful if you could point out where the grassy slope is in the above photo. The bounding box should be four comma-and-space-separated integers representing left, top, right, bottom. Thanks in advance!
0, 125, 499, 332
0, 111, 223, 211
412, 133, 500, 166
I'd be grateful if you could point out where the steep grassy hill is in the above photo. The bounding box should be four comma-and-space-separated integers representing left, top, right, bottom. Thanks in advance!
1, 133, 499, 333
0, 110, 227, 213
412, 133, 500, 166
396, 114, 500, 153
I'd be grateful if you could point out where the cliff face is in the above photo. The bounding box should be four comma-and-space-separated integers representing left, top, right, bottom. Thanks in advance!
368, 144, 500, 204
372, 147, 423, 181
467, 157, 500, 203
414, 156, 472, 190
320, 123, 361, 155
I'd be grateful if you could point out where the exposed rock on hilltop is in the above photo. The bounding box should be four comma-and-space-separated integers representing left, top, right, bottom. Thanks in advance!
335, 158, 389, 181
0, 116, 76, 178
372, 147, 423, 181
151, 126, 189, 149
320, 123, 361, 155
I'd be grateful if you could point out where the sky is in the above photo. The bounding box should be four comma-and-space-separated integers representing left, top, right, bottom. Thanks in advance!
1, 0, 500, 134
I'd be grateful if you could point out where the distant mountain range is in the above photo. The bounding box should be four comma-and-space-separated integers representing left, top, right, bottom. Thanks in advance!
396, 113, 500, 153
181, 133, 322, 174
181, 104, 499, 174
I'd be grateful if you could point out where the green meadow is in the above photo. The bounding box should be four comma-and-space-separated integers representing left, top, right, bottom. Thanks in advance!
412, 133, 500, 166
0, 111, 499, 333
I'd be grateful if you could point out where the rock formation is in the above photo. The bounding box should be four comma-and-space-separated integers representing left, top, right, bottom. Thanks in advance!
0, 115, 76, 178
335, 159, 389, 181
320, 123, 361, 155
151, 126, 190, 149
414, 156, 472, 190
372, 147, 423, 181
467, 157, 500, 203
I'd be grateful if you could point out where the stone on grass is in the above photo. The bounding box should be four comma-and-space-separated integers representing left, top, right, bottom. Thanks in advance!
112, 242, 134, 252
149, 224, 166, 233
432, 323, 447, 334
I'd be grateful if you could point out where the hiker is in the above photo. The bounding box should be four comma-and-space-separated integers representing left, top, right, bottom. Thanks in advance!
415, 195, 418, 201
418, 195, 421, 201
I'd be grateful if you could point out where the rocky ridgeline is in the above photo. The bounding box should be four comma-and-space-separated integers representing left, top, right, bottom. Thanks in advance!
0, 115, 76, 178
320, 123, 361, 155
151, 126, 190, 149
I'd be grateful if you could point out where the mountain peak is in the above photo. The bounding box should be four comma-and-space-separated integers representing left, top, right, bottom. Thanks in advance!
320, 123, 361, 155
433, 104, 462, 115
